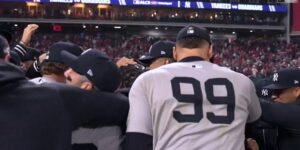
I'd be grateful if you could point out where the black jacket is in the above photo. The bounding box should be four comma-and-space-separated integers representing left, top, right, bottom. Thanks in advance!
261, 99, 300, 150
0, 60, 129, 150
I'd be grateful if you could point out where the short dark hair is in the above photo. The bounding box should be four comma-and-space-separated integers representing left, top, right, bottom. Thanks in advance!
176, 37, 210, 49
40, 61, 68, 75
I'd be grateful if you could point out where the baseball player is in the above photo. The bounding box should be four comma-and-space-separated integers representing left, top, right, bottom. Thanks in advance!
0, 49, 128, 150
61, 49, 123, 150
30, 42, 83, 84
260, 69, 300, 150
139, 40, 175, 70
123, 25, 261, 150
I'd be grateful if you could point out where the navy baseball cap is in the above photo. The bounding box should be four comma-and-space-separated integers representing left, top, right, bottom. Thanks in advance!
23, 47, 41, 61
176, 25, 211, 44
254, 77, 273, 99
139, 40, 175, 65
264, 69, 300, 90
61, 49, 122, 92
46, 42, 83, 63
9, 51, 21, 66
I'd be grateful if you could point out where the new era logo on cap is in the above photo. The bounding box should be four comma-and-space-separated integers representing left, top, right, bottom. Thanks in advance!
87, 69, 93, 77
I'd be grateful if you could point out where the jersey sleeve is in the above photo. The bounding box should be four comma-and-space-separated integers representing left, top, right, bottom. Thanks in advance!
126, 74, 153, 135
12, 43, 28, 60
247, 79, 262, 123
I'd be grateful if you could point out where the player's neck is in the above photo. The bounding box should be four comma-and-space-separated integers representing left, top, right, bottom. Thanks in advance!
43, 74, 66, 83
176, 53, 209, 62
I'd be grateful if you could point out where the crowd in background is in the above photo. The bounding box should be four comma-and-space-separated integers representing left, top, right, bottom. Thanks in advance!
9, 32, 300, 80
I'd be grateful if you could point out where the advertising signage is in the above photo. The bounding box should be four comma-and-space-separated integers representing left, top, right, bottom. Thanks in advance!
2, 0, 287, 12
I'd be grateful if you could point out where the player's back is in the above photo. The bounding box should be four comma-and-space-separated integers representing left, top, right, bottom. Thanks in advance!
138, 60, 261, 150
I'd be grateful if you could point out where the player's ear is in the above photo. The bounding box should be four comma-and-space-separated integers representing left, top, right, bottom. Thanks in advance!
173, 46, 177, 61
4, 53, 10, 63
80, 82, 93, 91
208, 44, 213, 60
295, 87, 300, 97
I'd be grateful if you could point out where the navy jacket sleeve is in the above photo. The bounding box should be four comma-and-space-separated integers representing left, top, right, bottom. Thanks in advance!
49, 84, 129, 129
260, 99, 300, 130
12, 43, 28, 61
12, 43, 41, 78
25, 61, 41, 79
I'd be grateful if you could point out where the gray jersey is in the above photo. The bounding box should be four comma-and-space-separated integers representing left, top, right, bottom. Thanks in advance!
127, 60, 261, 150
72, 126, 122, 150
30, 77, 57, 84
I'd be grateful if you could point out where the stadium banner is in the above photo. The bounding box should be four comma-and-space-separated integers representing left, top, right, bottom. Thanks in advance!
1, 0, 287, 12
292, 1, 300, 32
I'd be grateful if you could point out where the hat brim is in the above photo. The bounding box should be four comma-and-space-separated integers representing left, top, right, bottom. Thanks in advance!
60, 50, 84, 74
139, 55, 155, 64
264, 84, 291, 90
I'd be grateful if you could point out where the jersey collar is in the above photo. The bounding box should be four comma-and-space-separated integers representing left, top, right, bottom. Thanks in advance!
179, 56, 205, 62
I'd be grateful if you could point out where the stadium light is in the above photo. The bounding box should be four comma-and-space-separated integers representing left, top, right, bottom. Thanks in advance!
232, 31, 236, 34
74, 3, 85, 8
26, 2, 38, 7
97, 5, 108, 9
83, 25, 86, 29
250, 30, 253, 33
14, 24, 18, 27
95, 25, 99, 29
155, 27, 159, 30
114, 26, 122, 29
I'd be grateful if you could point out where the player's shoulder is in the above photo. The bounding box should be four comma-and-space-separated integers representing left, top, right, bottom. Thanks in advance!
29, 77, 43, 84
131, 64, 173, 86
212, 64, 254, 86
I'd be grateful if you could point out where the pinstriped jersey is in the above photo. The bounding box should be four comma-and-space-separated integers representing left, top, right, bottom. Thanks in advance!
127, 59, 261, 150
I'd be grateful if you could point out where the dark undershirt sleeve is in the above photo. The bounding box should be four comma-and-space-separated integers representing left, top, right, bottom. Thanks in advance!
122, 132, 153, 150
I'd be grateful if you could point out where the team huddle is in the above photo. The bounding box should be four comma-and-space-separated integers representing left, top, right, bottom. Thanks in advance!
0, 24, 299, 150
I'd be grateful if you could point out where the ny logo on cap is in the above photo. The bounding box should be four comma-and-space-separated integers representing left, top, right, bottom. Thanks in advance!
87, 69, 93, 77
295, 80, 299, 84
161, 51, 166, 55
273, 73, 279, 82
187, 27, 194, 34
261, 89, 269, 96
